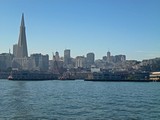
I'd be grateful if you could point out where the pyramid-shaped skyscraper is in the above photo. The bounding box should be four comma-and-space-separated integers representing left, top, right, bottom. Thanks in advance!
16, 13, 28, 58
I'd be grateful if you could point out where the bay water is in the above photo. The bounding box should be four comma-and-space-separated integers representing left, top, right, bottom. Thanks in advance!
0, 79, 160, 120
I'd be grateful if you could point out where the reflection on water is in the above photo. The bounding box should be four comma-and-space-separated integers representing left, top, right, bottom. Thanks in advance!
1, 81, 34, 119
0, 80, 160, 119
9, 82, 34, 119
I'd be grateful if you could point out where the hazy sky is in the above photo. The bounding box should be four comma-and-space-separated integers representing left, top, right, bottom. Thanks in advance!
0, 0, 160, 60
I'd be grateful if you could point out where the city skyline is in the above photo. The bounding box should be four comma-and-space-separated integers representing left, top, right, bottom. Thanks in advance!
0, 0, 160, 60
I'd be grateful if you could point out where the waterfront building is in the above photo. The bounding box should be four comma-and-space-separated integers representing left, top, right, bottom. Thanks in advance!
150, 72, 160, 81
12, 57, 33, 70
64, 49, 71, 68
0, 53, 13, 70
86, 52, 95, 68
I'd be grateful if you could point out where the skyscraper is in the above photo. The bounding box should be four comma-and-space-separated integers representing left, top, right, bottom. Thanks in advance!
64, 49, 71, 67
13, 44, 18, 57
86, 52, 95, 68
75, 56, 86, 68
30, 54, 49, 71
16, 13, 28, 58
12, 14, 29, 70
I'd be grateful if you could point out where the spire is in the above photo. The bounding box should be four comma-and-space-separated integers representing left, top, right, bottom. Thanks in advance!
16, 13, 28, 58
21, 13, 25, 27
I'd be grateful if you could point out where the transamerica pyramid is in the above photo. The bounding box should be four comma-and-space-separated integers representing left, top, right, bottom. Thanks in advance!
16, 13, 28, 58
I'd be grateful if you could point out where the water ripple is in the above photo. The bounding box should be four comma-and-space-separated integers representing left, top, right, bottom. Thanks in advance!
0, 80, 160, 119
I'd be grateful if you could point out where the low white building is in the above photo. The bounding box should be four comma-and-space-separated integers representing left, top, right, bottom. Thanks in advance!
150, 72, 160, 81
91, 65, 100, 73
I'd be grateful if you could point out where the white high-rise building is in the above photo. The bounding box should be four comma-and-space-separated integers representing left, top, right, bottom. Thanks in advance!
75, 56, 86, 68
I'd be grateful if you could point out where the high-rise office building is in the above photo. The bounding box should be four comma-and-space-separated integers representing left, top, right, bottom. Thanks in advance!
13, 44, 18, 57
30, 54, 49, 71
75, 56, 86, 68
64, 49, 71, 67
86, 52, 95, 68
16, 13, 28, 58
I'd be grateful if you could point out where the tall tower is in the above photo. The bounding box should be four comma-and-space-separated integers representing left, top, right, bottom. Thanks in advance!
107, 51, 111, 62
86, 52, 95, 68
64, 49, 71, 67
16, 13, 28, 58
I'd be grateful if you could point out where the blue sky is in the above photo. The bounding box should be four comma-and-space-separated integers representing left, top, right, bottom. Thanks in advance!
0, 0, 160, 60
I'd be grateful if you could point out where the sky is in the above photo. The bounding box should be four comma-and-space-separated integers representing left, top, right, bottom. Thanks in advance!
0, 0, 160, 60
